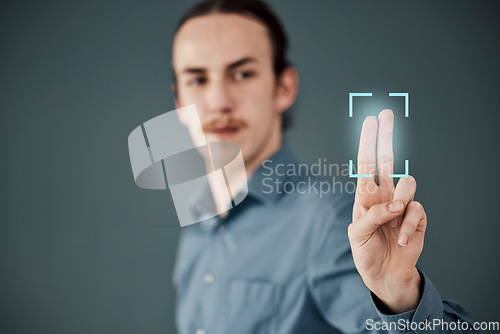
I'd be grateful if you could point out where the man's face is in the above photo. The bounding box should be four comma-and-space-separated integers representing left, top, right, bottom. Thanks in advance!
172, 13, 285, 169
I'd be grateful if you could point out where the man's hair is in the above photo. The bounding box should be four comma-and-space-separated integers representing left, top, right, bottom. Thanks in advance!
173, 0, 293, 131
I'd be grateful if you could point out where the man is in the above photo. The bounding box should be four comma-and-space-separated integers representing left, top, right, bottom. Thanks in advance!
170, 0, 477, 333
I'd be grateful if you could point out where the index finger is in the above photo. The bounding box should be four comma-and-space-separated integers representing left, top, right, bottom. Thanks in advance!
356, 116, 377, 189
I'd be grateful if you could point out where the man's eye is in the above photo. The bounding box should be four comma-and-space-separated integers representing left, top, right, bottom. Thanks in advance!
234, 71, 254, 80
188, 77, 207, 86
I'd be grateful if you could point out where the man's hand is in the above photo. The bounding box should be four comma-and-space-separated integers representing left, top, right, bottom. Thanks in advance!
348, 109, 427, 314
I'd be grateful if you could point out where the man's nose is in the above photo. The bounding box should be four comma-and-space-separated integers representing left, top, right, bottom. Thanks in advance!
205, 78, 234, 115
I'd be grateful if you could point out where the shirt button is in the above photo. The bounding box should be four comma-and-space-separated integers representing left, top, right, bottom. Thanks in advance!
217, 224, 227, 232
202, 272, 215, 285
195, 329, 206, 334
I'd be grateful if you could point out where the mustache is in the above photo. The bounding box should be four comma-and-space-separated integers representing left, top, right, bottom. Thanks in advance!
202, 118, 248, 131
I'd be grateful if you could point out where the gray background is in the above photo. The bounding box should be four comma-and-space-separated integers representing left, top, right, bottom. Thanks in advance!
1, 0, 499, 333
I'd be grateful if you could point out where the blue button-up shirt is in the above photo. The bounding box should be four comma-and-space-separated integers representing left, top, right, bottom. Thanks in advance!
173, 146, 477, 334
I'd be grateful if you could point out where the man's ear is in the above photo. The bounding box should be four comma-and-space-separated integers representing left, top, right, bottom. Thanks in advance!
274, 66, 299, 114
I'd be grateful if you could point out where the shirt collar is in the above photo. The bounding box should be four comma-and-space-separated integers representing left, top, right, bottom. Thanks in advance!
187, 145, 298, 224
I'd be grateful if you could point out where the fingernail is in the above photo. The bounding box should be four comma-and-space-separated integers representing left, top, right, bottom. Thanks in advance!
398, 233, 409, 246
388, 200, 404, 212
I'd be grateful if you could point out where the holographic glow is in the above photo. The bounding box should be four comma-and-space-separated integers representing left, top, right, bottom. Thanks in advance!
348, 92, 411, 179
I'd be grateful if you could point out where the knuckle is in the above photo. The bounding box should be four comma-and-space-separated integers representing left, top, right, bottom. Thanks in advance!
409, 200, 422, 209
402, 216, 418, 228
347, 223, 356, 238
377, 153, 393, 163
377, 163, 392, 175
410, 201, 425, 215
407, 175, 417, 188
368, 203, 389, 222
401, 227, 414, 235
421, 207, 427, 220
371, 202, 386, 215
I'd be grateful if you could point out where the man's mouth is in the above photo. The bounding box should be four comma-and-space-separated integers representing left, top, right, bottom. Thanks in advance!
207, 125, 241, 138
203, 119, 248, 139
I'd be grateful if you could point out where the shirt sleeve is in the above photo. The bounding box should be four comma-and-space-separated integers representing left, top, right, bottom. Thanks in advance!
306, 193, 480, 333
373, 270, 480, 333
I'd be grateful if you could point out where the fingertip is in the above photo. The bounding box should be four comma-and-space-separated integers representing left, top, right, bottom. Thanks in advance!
379, 109, 394, 119
398, 233, 409, 246
364, 115, 377, 126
